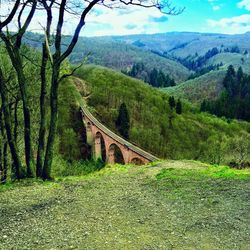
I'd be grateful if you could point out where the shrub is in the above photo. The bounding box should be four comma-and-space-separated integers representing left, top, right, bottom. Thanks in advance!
51, 155, 105, 177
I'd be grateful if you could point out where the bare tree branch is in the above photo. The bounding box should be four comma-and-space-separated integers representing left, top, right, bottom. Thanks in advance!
16, 0, 38, 48
0, 0, 21, 29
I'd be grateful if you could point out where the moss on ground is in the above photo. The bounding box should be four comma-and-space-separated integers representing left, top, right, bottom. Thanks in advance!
0, 161, 249, 249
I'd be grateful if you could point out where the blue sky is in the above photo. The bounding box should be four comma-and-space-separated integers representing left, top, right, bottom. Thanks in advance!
82, 0, 250, 36
2, 0, 250, 36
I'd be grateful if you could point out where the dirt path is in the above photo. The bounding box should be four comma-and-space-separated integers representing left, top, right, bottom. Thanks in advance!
0, 162, 249, 250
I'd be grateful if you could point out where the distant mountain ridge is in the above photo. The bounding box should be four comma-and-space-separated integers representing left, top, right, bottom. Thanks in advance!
109, 31, 250, 57
23, 31, 250, 103
23, 32, 190, 83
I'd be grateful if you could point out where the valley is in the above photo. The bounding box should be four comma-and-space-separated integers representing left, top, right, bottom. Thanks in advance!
1, 2, 250, 249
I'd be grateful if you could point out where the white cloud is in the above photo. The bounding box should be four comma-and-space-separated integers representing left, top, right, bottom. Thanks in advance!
83, 5, 168, 36
212, 5, 221, 11
207, 0, 221, 12
0, 3, 169, 36
207, 14, 250, 34
237, 0, 250, 11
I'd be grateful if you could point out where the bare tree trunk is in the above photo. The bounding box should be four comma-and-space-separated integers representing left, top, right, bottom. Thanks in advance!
0, 0, 37, 177
0, 36, 35, 177
13, 51, 34, 177
0, 70, 22, 179
14, 98, 19, 144
2, 141, 8, 183
37, 7, 52, 177
0, 108, 4, 183
42, 64, 60, 180
36, 43, 48, 177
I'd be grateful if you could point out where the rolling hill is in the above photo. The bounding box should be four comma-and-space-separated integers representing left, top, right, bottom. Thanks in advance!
205, 52, 250, 72
113, 32, 250, 58
24, 31, 250, 105
23, 32, 190, 83
73, 65, 250, 164
163, 70, 226, 104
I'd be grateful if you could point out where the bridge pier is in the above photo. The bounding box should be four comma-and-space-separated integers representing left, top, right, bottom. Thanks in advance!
107, 144, 115, 164
94, 132, 102, 160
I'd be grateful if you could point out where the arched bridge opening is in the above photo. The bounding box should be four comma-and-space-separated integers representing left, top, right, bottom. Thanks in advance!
108, 144, 125, 164
131, 158, 144, 165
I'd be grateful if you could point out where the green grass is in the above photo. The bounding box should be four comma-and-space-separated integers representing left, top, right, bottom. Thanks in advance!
0, 161, 249, 249
156, 165, 250, 181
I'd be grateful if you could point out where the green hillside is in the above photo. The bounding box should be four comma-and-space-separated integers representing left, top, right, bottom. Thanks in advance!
70, 37, 190, 81
205, 52, 250, 72
163, 70, 226, 103
23, 32, 250, 87
162, 52, 250, 105
23, 33, 190, 82
74, 65, 250, 165
114, 32, 250, 58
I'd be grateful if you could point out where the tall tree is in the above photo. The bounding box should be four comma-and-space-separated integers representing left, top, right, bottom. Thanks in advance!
40, 0, 184, 179
0, 0, 37, 177
36, 0, 54, 177
149, 68, 159, 87
116, 103, 130, 139
0, 68, 22, 179
168, 96, 176, 110
176, 99, 182, 114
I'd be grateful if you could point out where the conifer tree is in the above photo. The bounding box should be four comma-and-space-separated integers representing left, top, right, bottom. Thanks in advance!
176, 99, 182, 114
116, 103, 130, 139
168, 96, 176, 110
149, 68, 158, 87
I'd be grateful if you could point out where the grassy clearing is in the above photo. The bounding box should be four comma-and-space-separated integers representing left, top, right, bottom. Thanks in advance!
156, 164, 250, 181
0, 161, 249, 250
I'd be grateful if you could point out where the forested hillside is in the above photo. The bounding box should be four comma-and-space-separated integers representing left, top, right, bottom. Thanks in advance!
23, 32, 250, 93
163, 70, 226, 103
201, 66, 250, 121
23, 32, 190, 83
2, 30, 250, 183
75, 65, 250, 166
114, 32, 250, 58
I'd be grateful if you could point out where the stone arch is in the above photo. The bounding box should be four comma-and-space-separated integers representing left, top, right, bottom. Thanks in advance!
108, 143, 125, 164
94, 132, 106, 161
130, 157, 144, 165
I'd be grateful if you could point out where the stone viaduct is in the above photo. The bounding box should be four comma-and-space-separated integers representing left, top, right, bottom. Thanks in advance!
80, 106, 159, 165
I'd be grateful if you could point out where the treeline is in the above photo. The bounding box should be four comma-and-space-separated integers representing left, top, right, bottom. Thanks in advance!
172, 47, 221, 71
201, 65, 250, 121
122, 62, 176, 88
162, 45, 243, 80
188, 64, 222, 80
